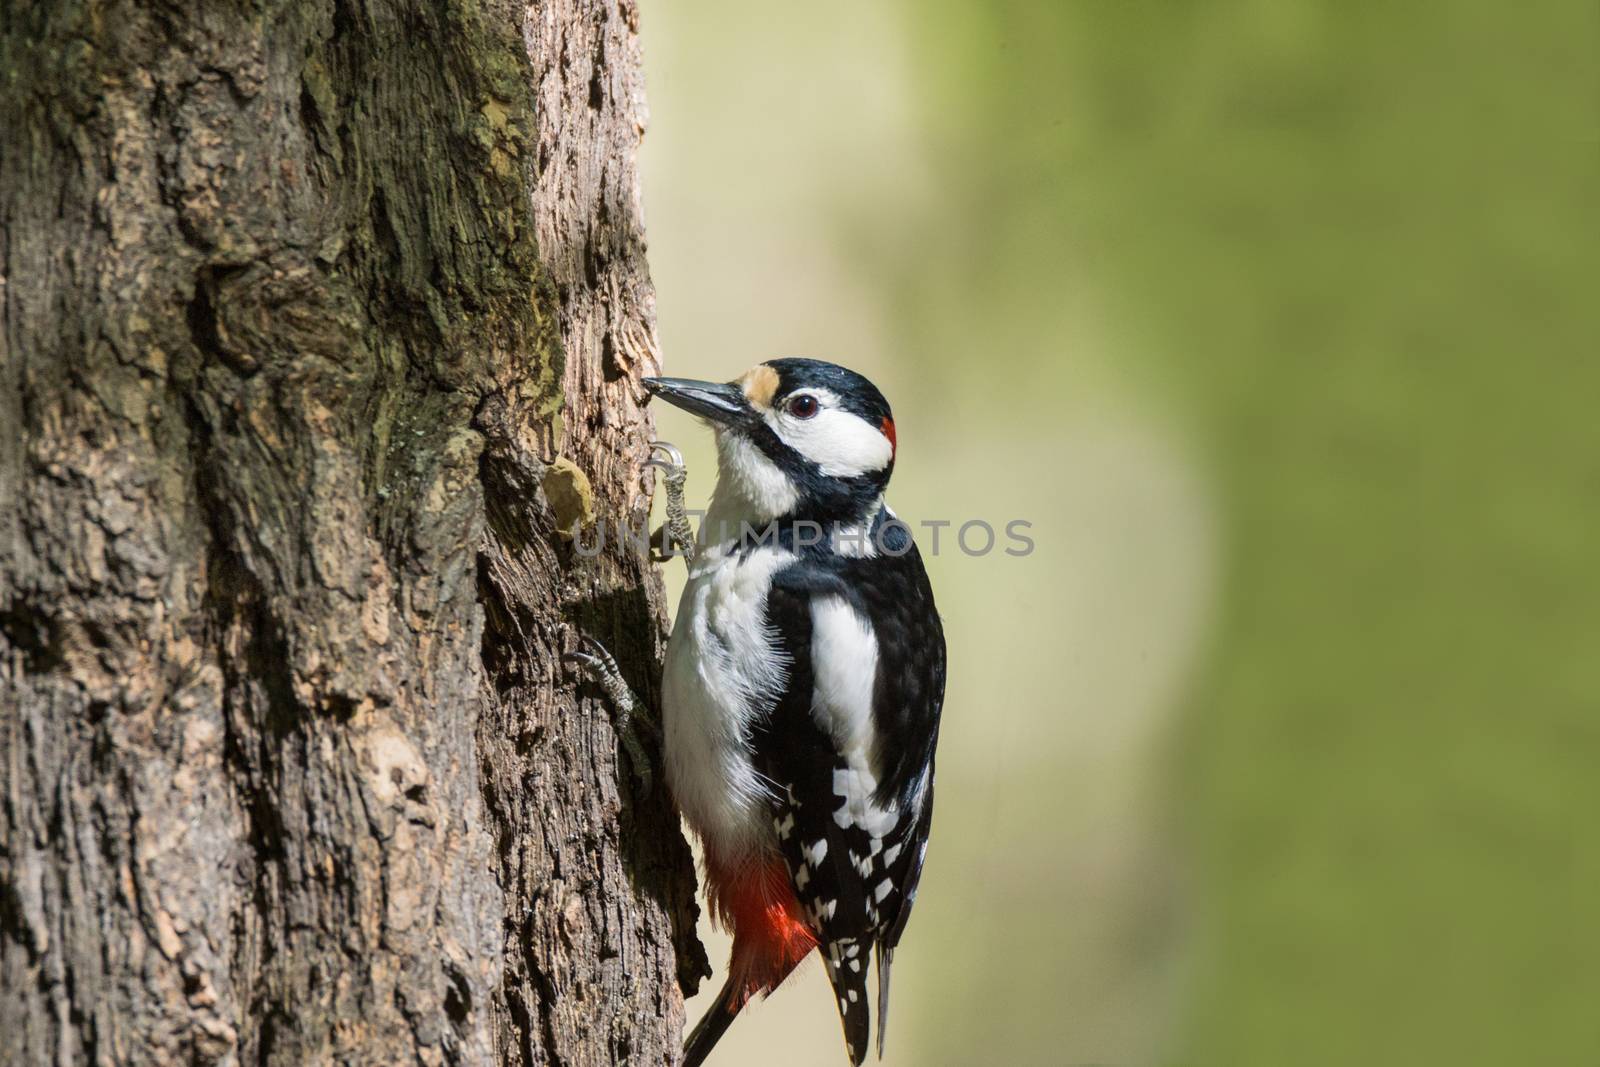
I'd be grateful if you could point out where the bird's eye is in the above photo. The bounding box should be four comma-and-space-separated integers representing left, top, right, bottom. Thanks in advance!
786, 394, 819, 419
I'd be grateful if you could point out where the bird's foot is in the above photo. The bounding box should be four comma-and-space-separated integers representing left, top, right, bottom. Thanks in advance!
644, 441, 696, 564
566, 634, 659, 794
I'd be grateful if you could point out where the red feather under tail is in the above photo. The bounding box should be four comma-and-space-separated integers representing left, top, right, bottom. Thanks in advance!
704, 851, 818, 1007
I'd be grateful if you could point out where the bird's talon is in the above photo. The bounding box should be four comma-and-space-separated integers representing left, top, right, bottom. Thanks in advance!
644, 440, 684, 473
641, 440, 696, 563
569, 632, 658, 794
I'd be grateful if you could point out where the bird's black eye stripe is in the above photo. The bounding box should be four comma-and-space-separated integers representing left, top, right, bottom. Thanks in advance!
786, 394, 819, 419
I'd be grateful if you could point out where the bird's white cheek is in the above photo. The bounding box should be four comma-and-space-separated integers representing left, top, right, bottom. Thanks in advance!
776, 409, 893, 477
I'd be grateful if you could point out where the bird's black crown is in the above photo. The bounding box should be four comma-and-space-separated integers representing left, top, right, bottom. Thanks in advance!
765, 358, 893, 424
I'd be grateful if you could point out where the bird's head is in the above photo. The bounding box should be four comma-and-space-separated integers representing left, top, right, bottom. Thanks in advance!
643, 358, 897, 525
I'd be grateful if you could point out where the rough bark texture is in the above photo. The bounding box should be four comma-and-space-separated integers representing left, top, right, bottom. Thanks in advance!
0, 1, 704, 1065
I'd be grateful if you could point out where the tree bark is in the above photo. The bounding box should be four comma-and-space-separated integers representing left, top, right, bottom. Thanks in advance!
0, 2, 705, 1065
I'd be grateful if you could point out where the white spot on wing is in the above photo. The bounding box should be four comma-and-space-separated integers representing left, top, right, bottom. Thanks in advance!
812, 596, 903, 849
832, 766, 899, 838
811, 597, 879, 758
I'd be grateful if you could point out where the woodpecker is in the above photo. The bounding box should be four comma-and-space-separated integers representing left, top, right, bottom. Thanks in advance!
642, 359, 946, 1067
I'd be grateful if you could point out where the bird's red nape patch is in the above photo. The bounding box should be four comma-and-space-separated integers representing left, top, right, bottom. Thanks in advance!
880, 416, 897, 459
704, 853, 819, 1008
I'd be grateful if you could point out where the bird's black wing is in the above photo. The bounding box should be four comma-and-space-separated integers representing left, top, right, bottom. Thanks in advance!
850, 517, 946, 815
753, 520, 945, 1063
755, 566, 876, 1064
836, 519, 945, 1055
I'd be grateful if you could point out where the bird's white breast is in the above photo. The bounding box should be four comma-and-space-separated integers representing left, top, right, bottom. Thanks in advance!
663, 542, 794, 861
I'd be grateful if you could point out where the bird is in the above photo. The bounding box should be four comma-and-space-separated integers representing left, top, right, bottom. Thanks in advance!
642, 358, 946, 1066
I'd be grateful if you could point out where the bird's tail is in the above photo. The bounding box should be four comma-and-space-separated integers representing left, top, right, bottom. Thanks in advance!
683, 977, 741, 1067
820, 937, 872, 1066
875, 944, 894, 1059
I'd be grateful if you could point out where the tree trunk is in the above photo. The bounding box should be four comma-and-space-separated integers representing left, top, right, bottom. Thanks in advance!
0, 2, 705, 1065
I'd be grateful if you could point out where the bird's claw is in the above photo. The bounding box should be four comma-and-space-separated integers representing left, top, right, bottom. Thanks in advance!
644, 440, 685, 474
644, 440, 696, 564
568, 634, 619, 676
566, 633, 658, 794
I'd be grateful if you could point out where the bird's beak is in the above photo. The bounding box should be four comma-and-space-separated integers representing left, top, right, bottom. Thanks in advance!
640, 377, 754, 428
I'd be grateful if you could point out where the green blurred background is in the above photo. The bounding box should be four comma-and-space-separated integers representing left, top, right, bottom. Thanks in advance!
636, 3, 1597, 1064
